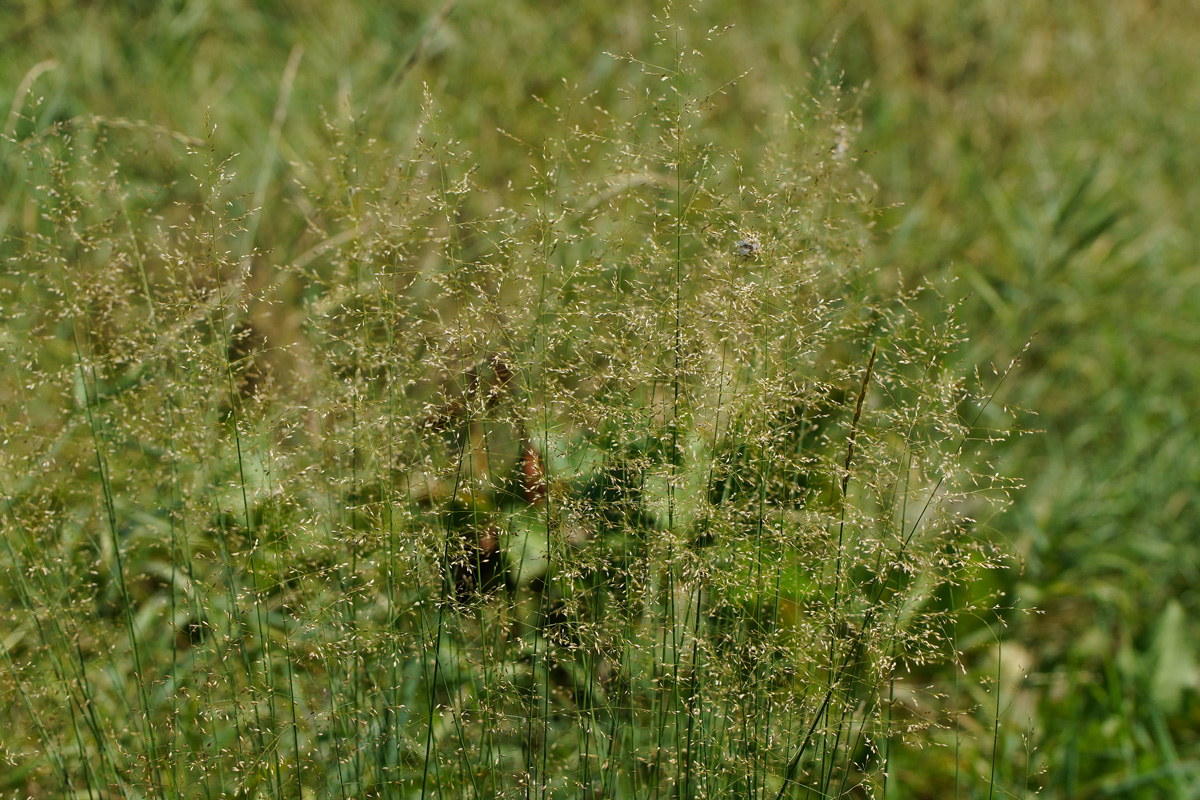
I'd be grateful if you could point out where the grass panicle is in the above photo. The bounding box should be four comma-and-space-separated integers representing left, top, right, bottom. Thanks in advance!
0, 5, 1030, 798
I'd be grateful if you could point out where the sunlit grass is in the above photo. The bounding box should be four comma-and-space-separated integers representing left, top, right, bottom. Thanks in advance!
8, 1, 1200, 798
0, 8, 1020, 798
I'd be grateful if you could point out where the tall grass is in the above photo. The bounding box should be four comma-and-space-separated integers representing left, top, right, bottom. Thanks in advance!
0, 6, 1019, 798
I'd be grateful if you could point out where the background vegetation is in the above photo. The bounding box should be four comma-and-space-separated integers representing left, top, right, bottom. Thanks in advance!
1, 1, 1198, 798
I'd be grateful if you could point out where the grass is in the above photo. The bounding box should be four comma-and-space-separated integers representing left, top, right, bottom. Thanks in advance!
4, 1, 1200, 798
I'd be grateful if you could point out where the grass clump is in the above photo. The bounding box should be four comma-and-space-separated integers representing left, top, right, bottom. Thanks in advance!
0, 7, 1016, 798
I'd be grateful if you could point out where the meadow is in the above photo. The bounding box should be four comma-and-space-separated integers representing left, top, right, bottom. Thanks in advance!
2, 2, 1199, 798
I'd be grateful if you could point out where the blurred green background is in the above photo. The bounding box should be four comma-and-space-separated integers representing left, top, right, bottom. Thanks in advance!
3, 0, 1200, 796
